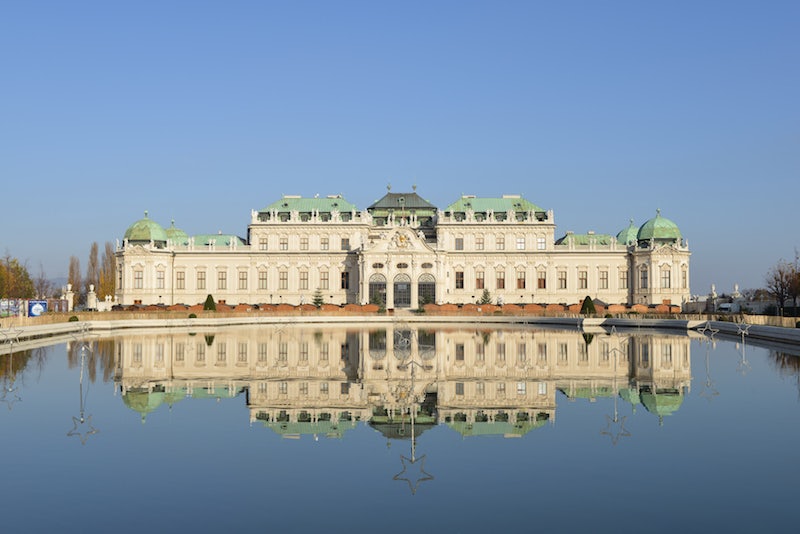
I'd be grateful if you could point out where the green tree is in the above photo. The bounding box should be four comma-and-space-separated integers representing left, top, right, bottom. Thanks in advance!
580, 295, 596, 315
479, 289, 492, 305
0, 254, 35, 298
312, 288, 324, 308
203, 294, 216, 311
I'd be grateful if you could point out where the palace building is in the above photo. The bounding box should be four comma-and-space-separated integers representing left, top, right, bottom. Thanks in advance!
115, 187, 690, 308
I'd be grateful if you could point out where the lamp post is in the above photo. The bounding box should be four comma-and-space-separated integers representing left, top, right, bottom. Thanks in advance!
1, 327, 23, 410
600, 327, 631, 445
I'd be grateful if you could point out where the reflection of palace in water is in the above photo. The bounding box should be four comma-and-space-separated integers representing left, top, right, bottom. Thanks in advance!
113, 325, 692, 437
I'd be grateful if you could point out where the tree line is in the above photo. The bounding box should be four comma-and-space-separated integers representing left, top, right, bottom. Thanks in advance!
765, 253, 800, 316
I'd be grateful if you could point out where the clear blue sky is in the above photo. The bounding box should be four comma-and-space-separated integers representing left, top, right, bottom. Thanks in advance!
2, 1, 798, 296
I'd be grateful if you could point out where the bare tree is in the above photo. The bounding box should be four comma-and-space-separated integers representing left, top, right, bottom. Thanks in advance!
98, 241, 116, 300
33, 262, 54, 298
789, 250, 800, 316
765, 260, 793, 316
68, 256, 82, 308
86, 242, 99, 295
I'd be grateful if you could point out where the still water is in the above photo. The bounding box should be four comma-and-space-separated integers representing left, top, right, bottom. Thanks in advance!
2, 323, 799, 532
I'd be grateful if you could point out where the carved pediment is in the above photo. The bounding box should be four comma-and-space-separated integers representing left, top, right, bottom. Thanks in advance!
368, 229, 433, 254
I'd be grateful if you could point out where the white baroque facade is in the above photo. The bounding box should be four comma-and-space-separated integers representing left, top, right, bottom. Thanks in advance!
115, 189, 690, 308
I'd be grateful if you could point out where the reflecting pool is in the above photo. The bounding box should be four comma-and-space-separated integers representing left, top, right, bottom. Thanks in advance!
2, 323, 800, 532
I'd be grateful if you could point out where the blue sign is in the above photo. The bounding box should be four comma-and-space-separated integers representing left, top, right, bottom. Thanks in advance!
28, 300, 48, 317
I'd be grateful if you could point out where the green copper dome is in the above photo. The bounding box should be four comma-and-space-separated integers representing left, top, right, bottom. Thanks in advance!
124, 211, 168, 244
637, 209, 682, 243
165, 220, 189, 245
616, 219, 638, 245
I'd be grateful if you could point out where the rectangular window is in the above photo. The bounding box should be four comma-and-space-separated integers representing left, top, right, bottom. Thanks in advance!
538, 382, 547, 395
176, 344, 185, 362
496, 270, 505, 290
475, 236, 484, 250
299, 270, 309, 290
134, 270, 143, 289
155, 344, 164, 363
558, 270, 567, 290
156, 271, 165, 289
558, 343, 568, 364
497, 382, 506, 395
320, 343, 329, 361
599, 270, 609, 289
475, 342, 485, 362
278, 342, 288, 364
620, 269, 628, 290
455, 382, 465, 396
516, 237, 525, 250
299, 382, 308, 395
259, 237, 268, 251
516, 270, 526, 289
197, 271, 206, 290
279, 237, 288, 250
517, 382, 526, 395
258, 271, 268, 290
300, 237, 309, 250
279, 382, 288, 395
537, 271, 546, 289
476, 381, 485, 396
682, 269, 688, 289
320, 271, 329, 290
455, 343, 465, 361
238, 343, 248, 363
279, 271, 288, 290
238, 271, 248, 290
579, 270, 588, 289
341, 237, 350, 251
217, 271, 227, 290
299, 342, 308, 363
216, 343, 227, 363
517, 343, 527, 364
455, 271, 464, 289
537, 236, 546, 250
340, 382, 350, 395
475, 271, 485, 290
320, 382, 329, 395
341, 271, 350, 290
496, 236, 505, 250
537, 343, 547, 364
132, 344, 143, 364
496, 342, 506, 364
176, 271, 185, 290
196, 343, 206, 363
661, 269, 671, 289
455, 237, 464, 250
321, 237, 329, 250
640, 269, 649, 289
258, 343, 268, 362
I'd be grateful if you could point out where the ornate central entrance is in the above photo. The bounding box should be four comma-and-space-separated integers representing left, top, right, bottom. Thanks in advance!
393, 274, 411, 308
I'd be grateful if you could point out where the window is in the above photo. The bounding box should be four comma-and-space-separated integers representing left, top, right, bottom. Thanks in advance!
476, 382, 485, 396
258, 271, 268, 290
299, 342, 308, 363
578, 270, 588, 289
258, 343, 268, 362
217, 271, 227, 290
176, 271, 185, 290
537, 236, 546, 250
279, 381, 288, 395
517, 382, 526, 395
279, 270, 288, 290
341, 271, 350, 290
538, 382, 547, 395
238, 271, 248, 290
475, 342, 485, 362
278, 342, 288, 364
134, 270, 143, 289
299, 382, 308, 395
156, 270, 165, 289
599, 270, 609, 289
496, 236, 505, 250
196, 343, 205, 362
640, 268, 649, 289
321, 237, 329, 250
300, 237, 309, 250
320, 343, 329, 361
475, 270, 485, 290
155, 344, 164, 363
133, 344, 142, 364
496, 382, 506, 395
516, 269, 526, 289
475, 236, 484, 250
661, 268, 671, 289
517, 343, 527, 364
320, 270, 329, 290
537, 271, 546, 289
279, 237, 288, 250
299, 270, 309, 290
682, 268, 688, 289
455, 271, 464, 289
216, 343, 227, 363
537, 343, 547, 364
341, 237, 350, 250
455, 382, 465, 395
455, 343, 465, 361
496, 342, 506, 364
238, 343, 248, 363
259, 237, 268, 251
496, 270, 505, 290
516, 237, 525, 250
558, 270, 567, 289
197, 271, 206, 290
620, 269, 628, 290
558, 343, 568, 364
176, 344, 185, 362
455, 237, 464, 250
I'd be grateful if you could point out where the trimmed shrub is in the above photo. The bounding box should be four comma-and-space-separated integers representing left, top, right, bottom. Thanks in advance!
68, 315, 79, 322
203, 294, 216, 311
188, 313, 197, 319
580, 296, 596, 315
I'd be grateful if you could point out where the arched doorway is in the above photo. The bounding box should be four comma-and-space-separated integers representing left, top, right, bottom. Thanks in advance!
418, 273, 436, 306
368, 274, 387, 306
394, 273, 411, 308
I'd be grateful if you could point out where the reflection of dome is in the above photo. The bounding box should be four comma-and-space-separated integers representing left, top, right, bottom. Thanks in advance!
165, 220, 189, 246
637, 209, 682, 243
122, 389, 165, 423
124, 212, 168, 245
640, 388, 683, 424
616, 219, 638, 245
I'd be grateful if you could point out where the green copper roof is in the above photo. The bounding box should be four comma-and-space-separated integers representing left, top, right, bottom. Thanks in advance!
446, 419, 547, 437
124, 212, 168, 243
555, 233, 616, 246
616, 219, 639, 245
260, 419, 358, 439
558, 386, 616, 399
262, 195, 358, 214
165, 220, 189, 245
368, 191, 437, 213
637, 209, 682, 242
193, 233, 246, 247
445, 195, 544, 214
640, 389, 683, 417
